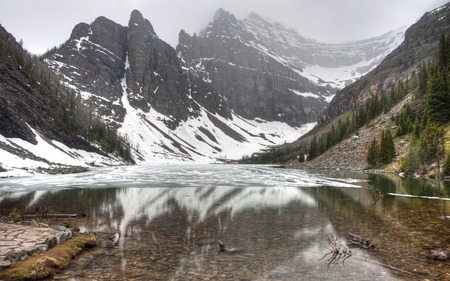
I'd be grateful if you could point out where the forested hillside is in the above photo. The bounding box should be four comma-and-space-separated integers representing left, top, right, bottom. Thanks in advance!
0, 24, 133, 171
247, 33, 450, 178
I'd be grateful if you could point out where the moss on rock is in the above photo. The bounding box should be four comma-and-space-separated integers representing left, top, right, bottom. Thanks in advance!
0, 232, 98, 280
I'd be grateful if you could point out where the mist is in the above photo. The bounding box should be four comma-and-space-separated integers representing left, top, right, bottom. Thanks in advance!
0, 0, 448, 54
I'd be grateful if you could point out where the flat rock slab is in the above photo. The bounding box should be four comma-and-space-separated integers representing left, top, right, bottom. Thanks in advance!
0, 222, 72, 264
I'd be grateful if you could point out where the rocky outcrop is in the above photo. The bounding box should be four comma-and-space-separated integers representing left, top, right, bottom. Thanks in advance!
47, 17, 128, 126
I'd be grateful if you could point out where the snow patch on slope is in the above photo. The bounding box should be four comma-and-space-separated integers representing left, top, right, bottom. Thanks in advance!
0, 127, 123, 177
119, 86, 314, 163
115, 55, 314, 164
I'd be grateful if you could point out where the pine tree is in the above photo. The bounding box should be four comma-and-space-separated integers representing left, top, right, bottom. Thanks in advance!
367, 138, 377, 166
439, 33, 448, 68
444, 154, 450, 175
309, 135, 317, 160
426, 72, 450, 124
379, 130, 387, 163
385, 129, 396, 163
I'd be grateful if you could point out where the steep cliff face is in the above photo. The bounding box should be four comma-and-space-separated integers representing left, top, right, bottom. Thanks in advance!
177, 9, 332, 127
46, 10, 229, 130
47, 17, 128, 126
319, 3, 450, 123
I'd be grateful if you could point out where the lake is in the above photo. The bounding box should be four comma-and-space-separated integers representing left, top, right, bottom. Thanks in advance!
1, 164, 450, 280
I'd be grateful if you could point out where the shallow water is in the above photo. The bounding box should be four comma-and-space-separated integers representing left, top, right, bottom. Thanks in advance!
1, 165, 450, 280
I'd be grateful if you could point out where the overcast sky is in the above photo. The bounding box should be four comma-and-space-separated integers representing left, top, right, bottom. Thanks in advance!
1, 0, 448, 54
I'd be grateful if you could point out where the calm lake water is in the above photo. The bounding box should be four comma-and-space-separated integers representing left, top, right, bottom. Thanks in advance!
1, 164, 450, 280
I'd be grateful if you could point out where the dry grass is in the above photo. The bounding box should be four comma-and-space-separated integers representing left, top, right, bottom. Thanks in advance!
0, 232, 98, 280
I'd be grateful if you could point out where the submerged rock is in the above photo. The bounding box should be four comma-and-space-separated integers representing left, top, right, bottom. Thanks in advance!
427, 248, 450, 261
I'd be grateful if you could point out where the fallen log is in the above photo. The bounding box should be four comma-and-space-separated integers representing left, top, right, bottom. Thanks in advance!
22, 214, 77, 218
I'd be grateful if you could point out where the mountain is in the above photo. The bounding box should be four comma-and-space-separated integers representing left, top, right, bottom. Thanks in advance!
43, 10, 314, 164
0, 8, 411, 172
0, 24, 130, 176
177, 9, 406, 126
241, 12, 406, 88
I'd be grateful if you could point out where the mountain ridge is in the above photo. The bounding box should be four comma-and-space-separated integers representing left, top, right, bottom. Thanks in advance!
0, 7, 422, 174
42, 9, 315, 164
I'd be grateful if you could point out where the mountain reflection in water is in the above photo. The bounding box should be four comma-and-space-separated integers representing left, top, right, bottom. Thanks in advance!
1, 165, 450, 280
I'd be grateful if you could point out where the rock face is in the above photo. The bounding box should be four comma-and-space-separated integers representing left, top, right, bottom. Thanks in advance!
177, 9, 331, 127
47, 10, 229, 130
176, 9, 406, 127
319, 3, 450, 123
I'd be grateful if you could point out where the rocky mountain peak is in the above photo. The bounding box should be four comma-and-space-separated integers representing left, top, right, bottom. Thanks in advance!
89, 16, 128, 60
247, 12, 274, 28
206, 8, 243, 39
69, 22, 90, 41
129, 9, 157, 38
213, 8, 238, 25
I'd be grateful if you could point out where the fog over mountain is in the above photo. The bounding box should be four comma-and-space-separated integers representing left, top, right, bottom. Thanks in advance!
0, 0, 447, 54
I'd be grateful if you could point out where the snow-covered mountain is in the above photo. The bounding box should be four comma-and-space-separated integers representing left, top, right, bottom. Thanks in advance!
242, 12, 407, 89
176, 9, 405, 127
38, 10, 315, 167
0, 8, 407, 174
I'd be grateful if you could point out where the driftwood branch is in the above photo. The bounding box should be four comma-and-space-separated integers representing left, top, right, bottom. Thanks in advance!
22, 213, 77, 218
318, 234, 352, 270
319, 234, 352, 255
82, 252, 105, 270
367, 184, 384, 199
353, 256, 417, 276
318, 234, 418, 276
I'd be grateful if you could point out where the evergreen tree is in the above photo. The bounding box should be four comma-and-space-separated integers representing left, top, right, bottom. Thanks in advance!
444, 153, 450, 175
426, 72, 450, 124
379, 130, 387, 163
367, 138, 377, 166
378, 129, 395, 164
439, 33, 448, 68
385, 129, 396, 163
309, 135, 317, 160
